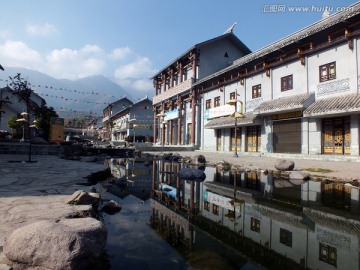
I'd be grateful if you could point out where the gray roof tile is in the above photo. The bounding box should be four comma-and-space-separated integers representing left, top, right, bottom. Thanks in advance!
253, 93, 315, 115
303, 93, 360, 117
204, 111, 259, 129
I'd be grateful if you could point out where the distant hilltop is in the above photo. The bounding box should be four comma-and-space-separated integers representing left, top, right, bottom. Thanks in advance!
0, 67, 151, 117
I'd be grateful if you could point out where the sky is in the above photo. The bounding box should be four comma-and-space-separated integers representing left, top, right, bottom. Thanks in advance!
0, 0, 358, 96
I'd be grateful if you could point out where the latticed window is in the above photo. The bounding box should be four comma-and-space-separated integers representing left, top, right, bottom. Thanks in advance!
252, 84, 261, 98
281, 75, 293, 91
319, 243, 337, 267
214, 96, 221, 107
212, 204, 219, 215
250, 217, 260, 232
206, 99, 211, 109
280, 228, 292, 247
319, 62, 336, 82
204, 201, 210, 211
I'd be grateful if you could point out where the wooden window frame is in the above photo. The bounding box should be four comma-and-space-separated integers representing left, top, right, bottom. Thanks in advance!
280, 228, 292, 247
214, 96, 221, 107
252, 84, 261, 99
319, 62, 336, 82
281, 75, 293, 91
230, 92, 236, 100
250, 217, 260, 232
212, 204, 219, 215
204, 201, 210, 211
206, 99, 211, 109
319, 243, 337, 267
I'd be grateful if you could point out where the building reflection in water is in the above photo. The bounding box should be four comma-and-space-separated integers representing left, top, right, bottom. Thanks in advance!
108, 158, 360, 270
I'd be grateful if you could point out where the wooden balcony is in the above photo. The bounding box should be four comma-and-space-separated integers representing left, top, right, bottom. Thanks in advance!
153, 79, 192, 105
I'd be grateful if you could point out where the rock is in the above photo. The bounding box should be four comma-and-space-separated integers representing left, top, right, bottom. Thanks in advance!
65, 190, 100, 205
275, 159, 295, 171
101, 200, 122, 215
289, 171, 310, 180
274, 180, 294, 188
4, 218, 107, 270
192, 155, 206, 165
178, 168, 206, 181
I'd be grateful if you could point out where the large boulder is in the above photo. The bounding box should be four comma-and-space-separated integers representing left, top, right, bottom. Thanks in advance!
178, 168, 206, 181
289, 171, 310, 180
65, 190, 100, 205
275, 159, 295, 171
101, 200, 122, 215
4, 218, 107, 270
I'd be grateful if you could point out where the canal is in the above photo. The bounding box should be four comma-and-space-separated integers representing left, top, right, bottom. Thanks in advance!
96, 157, 360, 270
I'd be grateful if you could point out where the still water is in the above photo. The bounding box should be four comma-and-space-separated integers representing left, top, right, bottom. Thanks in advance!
98, 157, 360, 270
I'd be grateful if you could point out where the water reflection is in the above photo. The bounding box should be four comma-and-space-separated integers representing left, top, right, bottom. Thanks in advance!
104, 158, 360, 270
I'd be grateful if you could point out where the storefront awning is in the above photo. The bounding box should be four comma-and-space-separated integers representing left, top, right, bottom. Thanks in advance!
204, 111, 259, 129
303, 93, 360, 117
253, 92, 315, 115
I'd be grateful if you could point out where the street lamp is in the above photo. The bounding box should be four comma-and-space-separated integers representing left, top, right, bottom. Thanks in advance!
227, 96, 245, 157
16, 112, 28, 142
156, 111, 166, 153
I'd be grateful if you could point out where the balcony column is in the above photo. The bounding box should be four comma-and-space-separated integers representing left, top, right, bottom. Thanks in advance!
162, 73, 166, 93
191, 89, 196, 145
169, 68, 174, 88
153, 109, 157, 144
177, 61, 183, 83
177, 97, 182, 145
190, 50, 198, 80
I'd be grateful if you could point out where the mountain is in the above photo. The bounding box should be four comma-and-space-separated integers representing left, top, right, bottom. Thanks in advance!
0, 67, 140, 117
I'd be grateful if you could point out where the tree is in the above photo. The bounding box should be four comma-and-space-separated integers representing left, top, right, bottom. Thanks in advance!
7, 114, 22, 135
34, 105, 58, 141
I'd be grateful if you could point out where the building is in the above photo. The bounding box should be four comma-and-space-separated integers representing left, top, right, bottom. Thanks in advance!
0, 86, 46, 132
152, 3, 360, 159
151, 26, 251, 147
102, 96, 153, 144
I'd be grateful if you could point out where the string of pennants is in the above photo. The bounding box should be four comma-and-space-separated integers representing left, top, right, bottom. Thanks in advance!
0, 78, 124, 101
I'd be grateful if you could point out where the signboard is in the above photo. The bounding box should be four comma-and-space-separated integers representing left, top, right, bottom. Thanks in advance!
164, 109, 179, 121
205, 104, 235, 119
49, 117, 64, 143
203, 190, 241, 212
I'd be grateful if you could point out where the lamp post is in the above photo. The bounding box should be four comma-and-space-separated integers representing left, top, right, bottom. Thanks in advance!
227, 95, 245, 157
156, 111, 166, 153
17, 112, 28, 142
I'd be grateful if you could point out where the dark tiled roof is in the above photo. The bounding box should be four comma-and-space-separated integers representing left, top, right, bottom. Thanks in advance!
303, 93, 360, 117
253, 93, 315, 115
204, 111, 259, 129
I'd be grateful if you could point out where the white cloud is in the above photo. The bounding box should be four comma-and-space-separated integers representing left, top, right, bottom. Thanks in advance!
110, 47, 133, 60
45, 45, 105, 79
0, 40, 43, 68
0, 38, 156, 94
26, 22, 58, 36
113, 56, 157, 92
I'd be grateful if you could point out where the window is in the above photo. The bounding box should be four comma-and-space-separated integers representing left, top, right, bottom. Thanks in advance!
319, 243, 337, 267
214, 96, 221, 107
252, 84, 261, 99
319, 62, 336, 82
250, 217, 260, 232
212, 204, 219, 215
281, 75, 293, 91
280, 228, 292, 247
206, 99, 211, 109
204, 201, 210, 211
230, 92, 236, 100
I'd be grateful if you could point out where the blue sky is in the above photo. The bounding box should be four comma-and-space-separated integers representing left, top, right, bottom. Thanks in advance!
0, 0, 357, 95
